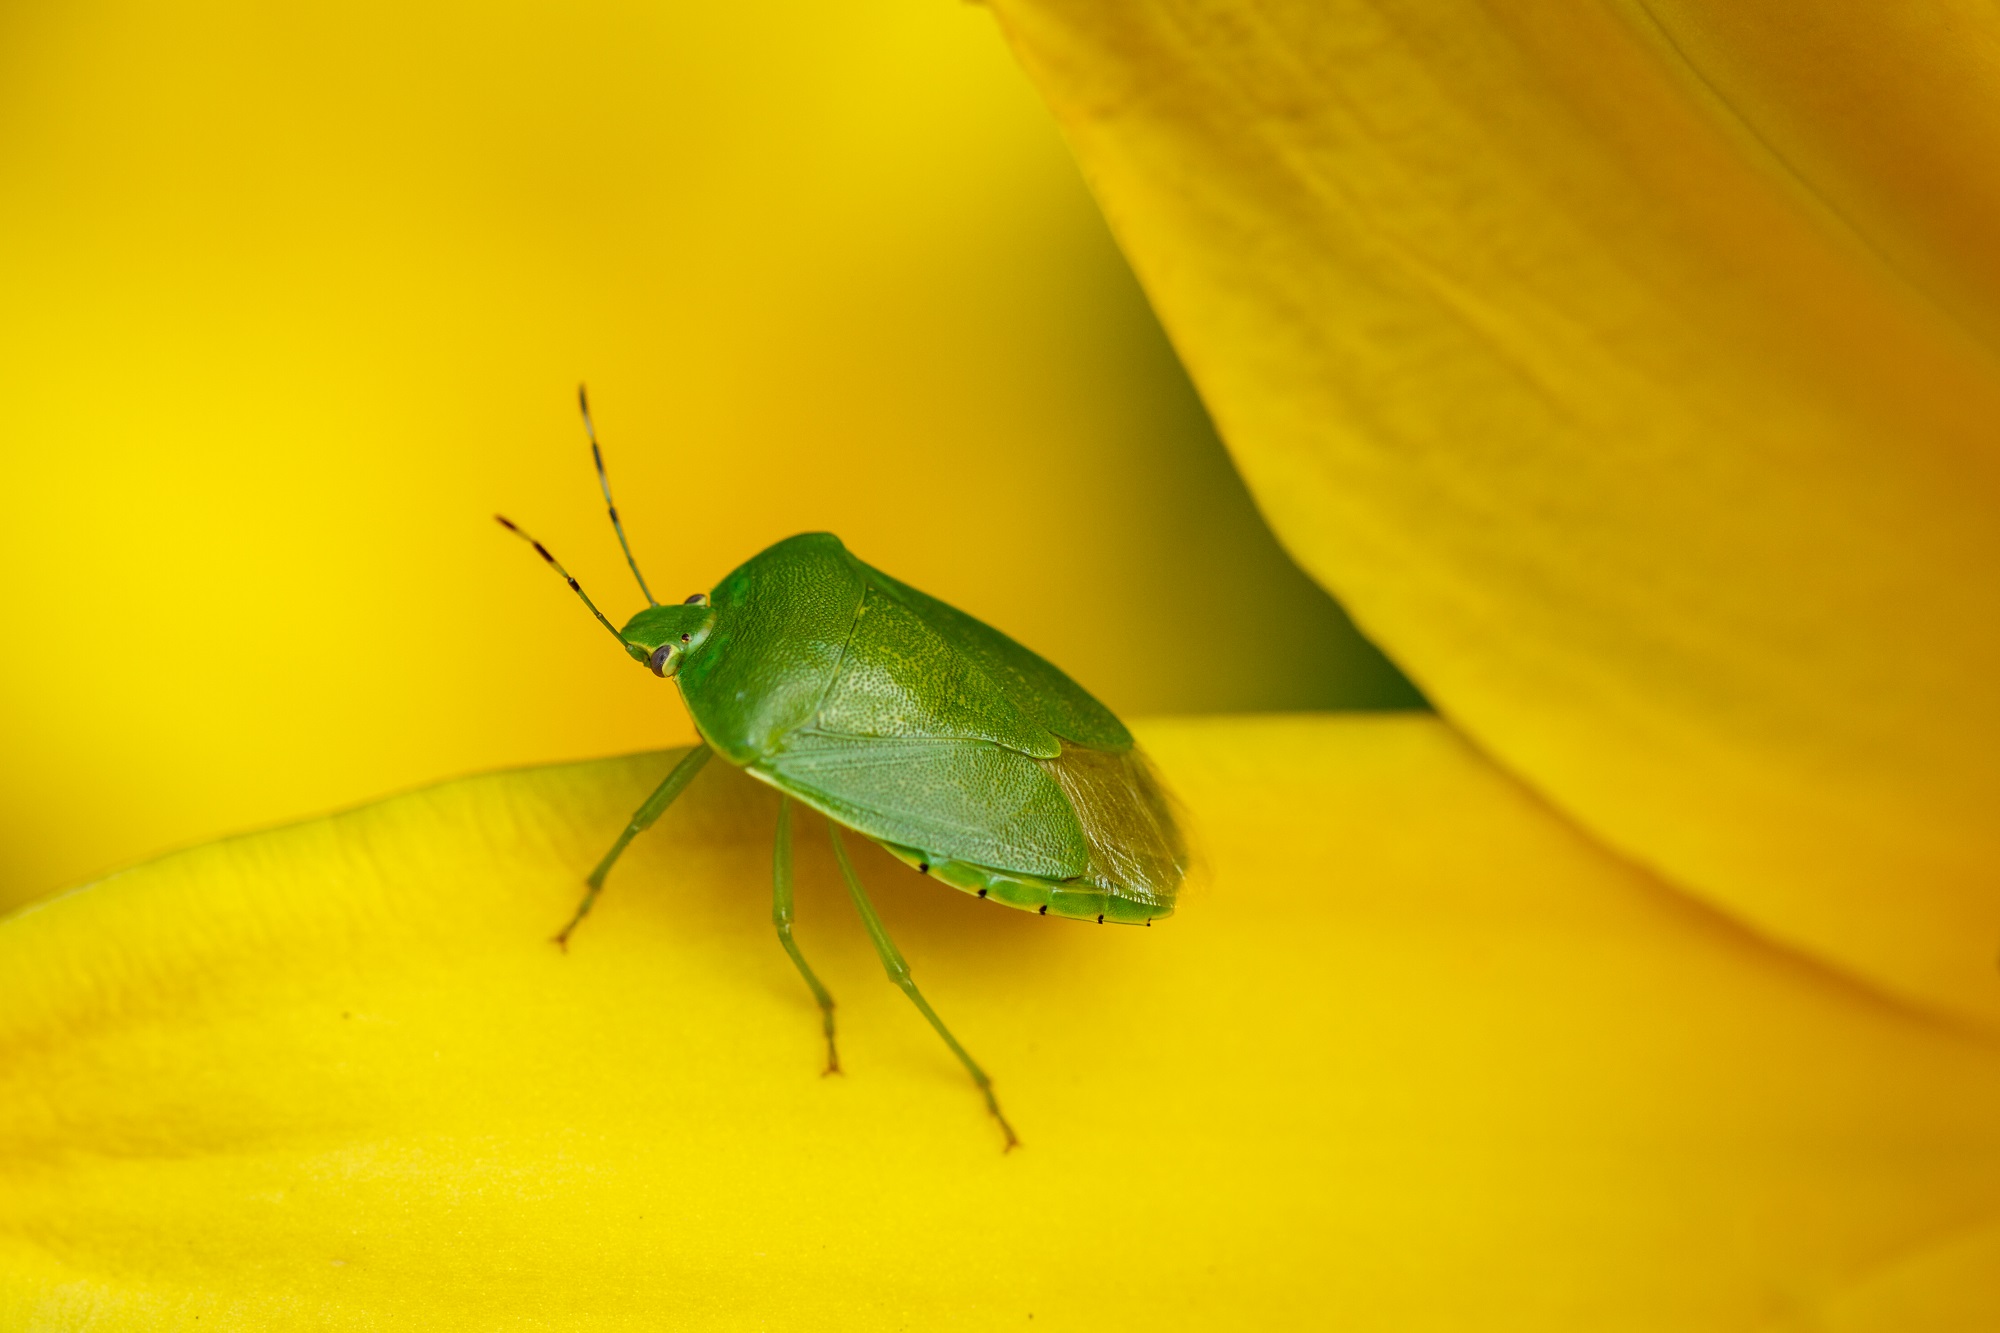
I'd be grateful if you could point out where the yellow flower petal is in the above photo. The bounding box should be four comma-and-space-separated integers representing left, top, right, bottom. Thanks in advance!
6, 718, 1997, 1326
1635, 0, 2000, 351
986, 0, 2000, 1029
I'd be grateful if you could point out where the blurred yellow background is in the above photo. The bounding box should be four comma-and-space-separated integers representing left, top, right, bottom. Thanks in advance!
0, 0, 1417, 911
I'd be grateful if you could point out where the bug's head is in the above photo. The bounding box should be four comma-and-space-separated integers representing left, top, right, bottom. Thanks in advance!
619, 595, 715, 678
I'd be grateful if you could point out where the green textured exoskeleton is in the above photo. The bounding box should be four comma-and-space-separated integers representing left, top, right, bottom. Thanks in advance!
499, 390, 1186, 1148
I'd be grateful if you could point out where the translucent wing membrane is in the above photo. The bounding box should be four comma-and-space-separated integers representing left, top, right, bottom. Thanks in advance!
1036, 744, 1187, 907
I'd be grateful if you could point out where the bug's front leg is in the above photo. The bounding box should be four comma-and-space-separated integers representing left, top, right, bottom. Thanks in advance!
555, 743, 713, 949
828, 823, 1019, 1151
772, 796, 839, 1075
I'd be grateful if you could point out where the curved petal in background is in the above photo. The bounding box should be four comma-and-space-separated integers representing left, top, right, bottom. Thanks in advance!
1637, 0, 2000, 353
986, 1, 2000, 1028
5, 718, 1999, 1327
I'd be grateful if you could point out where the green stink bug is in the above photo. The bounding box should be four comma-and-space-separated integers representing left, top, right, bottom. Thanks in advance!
497, 389, 1186, 1148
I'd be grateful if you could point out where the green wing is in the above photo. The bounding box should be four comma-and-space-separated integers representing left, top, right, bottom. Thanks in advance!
757, 730, 1185, 906
756, 731, 1090, 880
810, 586, 1061, 758
857, 563, 1133, 753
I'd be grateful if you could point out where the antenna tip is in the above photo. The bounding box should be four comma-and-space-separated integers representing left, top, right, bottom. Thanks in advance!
494, 514, 518, 531
577, 383, 590, 411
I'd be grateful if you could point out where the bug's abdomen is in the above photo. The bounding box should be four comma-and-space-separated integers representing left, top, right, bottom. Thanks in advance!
872, 841, 1174, 925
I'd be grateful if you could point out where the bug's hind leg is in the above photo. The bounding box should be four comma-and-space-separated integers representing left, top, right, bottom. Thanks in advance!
828, 823, 1019, 1151
772, 796, 839, 1074
556, 743, 713, 949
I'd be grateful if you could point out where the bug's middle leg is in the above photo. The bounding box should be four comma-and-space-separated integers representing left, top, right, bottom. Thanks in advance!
772, 796, 839, 1075
555, 742, 713, 949
828, 822, 1019, 1151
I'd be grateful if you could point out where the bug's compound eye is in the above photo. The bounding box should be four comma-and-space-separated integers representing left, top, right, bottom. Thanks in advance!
648, 643, 674, 677
683, 592, 708, 606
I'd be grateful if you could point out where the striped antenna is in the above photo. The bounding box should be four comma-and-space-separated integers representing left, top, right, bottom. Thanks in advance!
494, 515, 625, 644
579, 385, 658, 607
